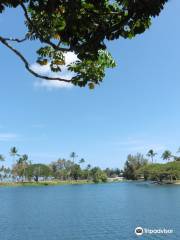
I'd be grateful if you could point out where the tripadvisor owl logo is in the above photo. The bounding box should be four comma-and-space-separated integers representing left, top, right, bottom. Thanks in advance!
135, 227, 144, 236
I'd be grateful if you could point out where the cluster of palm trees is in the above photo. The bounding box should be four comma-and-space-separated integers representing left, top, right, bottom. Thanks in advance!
0, 153, 11, 181
146, 148, 180, 163
0, 149, 89, 182
0, 147, 31, 182
70, 152, 88, 167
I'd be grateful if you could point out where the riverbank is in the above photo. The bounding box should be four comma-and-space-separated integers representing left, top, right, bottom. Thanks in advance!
0, 177, 126, 187
0, 180, 94, 187
173, 180, 180, 185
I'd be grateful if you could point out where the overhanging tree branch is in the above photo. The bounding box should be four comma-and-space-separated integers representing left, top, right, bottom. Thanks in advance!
0, 35, 72, 83
3, 36, 27, 43
0, 0, 168, 88
20, 3, 71, 52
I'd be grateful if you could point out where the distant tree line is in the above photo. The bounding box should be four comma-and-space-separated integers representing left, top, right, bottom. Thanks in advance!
2, 146, 179, 185
123, 148, 180, 183
0, 147, 122, 184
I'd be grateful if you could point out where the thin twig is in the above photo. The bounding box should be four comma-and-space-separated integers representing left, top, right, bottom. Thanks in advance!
0, 35, 72, 83
3, 37, 27, 43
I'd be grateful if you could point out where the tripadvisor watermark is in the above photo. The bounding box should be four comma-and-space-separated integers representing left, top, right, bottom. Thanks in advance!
135, 226, 174, 236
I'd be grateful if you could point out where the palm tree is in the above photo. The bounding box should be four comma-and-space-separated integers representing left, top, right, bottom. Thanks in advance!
79, 158, 85, 164
87, 164, 91, 170
161, 150, 172, 162
10, 146, 19, 165
22, 154, 28, 162
18, 154, 29, 181
177, 147, 180, 153
147, 149, 157, 163
0, 155, 5, 182
10, 146, 18, 156
86, 164, 91, 180
70, 152, 78, 163
0, 154, 5, 162
79, 158, 85, 170
174, 147, 180, 161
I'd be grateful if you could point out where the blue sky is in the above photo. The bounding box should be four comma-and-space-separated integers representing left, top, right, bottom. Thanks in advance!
0, 1, 180, 168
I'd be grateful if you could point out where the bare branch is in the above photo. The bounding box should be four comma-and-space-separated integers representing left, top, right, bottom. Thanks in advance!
3, 37, 27, 43
20, 3, 71, 52
0, 35, 72, 83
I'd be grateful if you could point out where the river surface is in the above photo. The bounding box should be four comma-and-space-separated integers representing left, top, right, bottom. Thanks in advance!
0, 182, 180, 240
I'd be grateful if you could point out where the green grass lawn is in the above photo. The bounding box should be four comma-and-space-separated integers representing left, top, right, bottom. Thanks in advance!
0, 179, 94, 187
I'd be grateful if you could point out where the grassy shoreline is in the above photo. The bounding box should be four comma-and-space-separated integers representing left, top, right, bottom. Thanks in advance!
1, 178, 179, 188
0, 178, 126, 187
0, 180, 95, 187
2, 179, 179, 187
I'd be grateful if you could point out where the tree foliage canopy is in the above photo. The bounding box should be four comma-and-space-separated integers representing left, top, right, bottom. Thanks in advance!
138, 161, 180, 182
0, 0, 168, 88
123, 153, 148, 180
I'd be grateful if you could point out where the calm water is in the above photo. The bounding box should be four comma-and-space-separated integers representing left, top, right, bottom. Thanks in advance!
0, 182, 180, 240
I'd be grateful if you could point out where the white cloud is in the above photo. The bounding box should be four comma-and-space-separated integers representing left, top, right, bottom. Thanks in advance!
0, 133, 17, 141
31, 52, 78, 89
64, 52, 79, 65
34, 77, 73, 90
